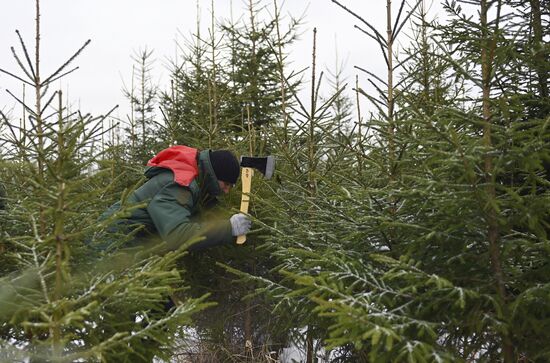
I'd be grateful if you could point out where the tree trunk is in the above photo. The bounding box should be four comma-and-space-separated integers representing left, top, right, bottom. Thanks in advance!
529, 0, 548, 98
480, 1, 514, 361
386, 0, 395, 170
306, 328, 314, 363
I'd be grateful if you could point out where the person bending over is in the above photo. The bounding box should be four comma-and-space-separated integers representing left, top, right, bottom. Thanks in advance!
100, 145, 251, 252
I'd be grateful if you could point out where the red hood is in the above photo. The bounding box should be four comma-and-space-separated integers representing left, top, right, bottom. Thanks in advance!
147, 145, 199, 186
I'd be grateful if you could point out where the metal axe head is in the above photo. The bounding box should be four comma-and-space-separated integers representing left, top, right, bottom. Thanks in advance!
240, 156, 275, 179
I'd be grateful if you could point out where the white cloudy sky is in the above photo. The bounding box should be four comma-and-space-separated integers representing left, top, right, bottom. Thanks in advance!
0, 1, 441, 121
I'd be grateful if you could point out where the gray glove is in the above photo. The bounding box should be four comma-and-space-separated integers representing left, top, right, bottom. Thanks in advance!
230, 213, 252, 236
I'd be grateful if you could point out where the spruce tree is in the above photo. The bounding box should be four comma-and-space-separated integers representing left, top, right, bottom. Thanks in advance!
232, 0, 549, 361
159, 0, 227, 149
257, 0, 549, 361
156, 1, 302, 360
0, 3, 212, 361
123, 48, 160, 164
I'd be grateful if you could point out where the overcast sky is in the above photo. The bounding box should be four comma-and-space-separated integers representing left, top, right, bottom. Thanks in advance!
0, 1, 440, 122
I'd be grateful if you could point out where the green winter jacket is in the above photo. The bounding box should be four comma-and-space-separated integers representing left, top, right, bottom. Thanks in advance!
100, 149, 234, 251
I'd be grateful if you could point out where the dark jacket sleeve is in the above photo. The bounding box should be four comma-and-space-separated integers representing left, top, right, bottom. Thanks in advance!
147, 182, 234, 251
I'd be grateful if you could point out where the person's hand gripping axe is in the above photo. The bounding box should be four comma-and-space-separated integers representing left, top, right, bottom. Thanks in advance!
233, 155, 275, 244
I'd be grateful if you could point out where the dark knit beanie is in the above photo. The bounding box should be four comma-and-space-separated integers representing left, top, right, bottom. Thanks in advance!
209, 150, 240, 185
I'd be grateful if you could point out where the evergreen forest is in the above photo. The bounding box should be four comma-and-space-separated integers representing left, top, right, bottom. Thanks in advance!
0, 0, 549, 362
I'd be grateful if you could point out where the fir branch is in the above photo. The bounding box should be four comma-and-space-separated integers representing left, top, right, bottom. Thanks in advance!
41, 39, 91, 86
331, 0, 387, 46
15, 29, 37, 79
392, 0, 423, 43
10, 46, 34, 83
0, 67, 34, 87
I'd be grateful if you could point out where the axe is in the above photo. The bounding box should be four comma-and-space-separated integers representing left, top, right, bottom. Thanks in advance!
237, 155, 275, 244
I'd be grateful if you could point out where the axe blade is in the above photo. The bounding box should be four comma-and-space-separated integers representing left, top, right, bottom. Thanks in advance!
240, 156, 275, 179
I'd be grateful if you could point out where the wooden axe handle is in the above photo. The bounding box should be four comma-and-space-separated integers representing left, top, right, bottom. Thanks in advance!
236, 167, 254, 244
